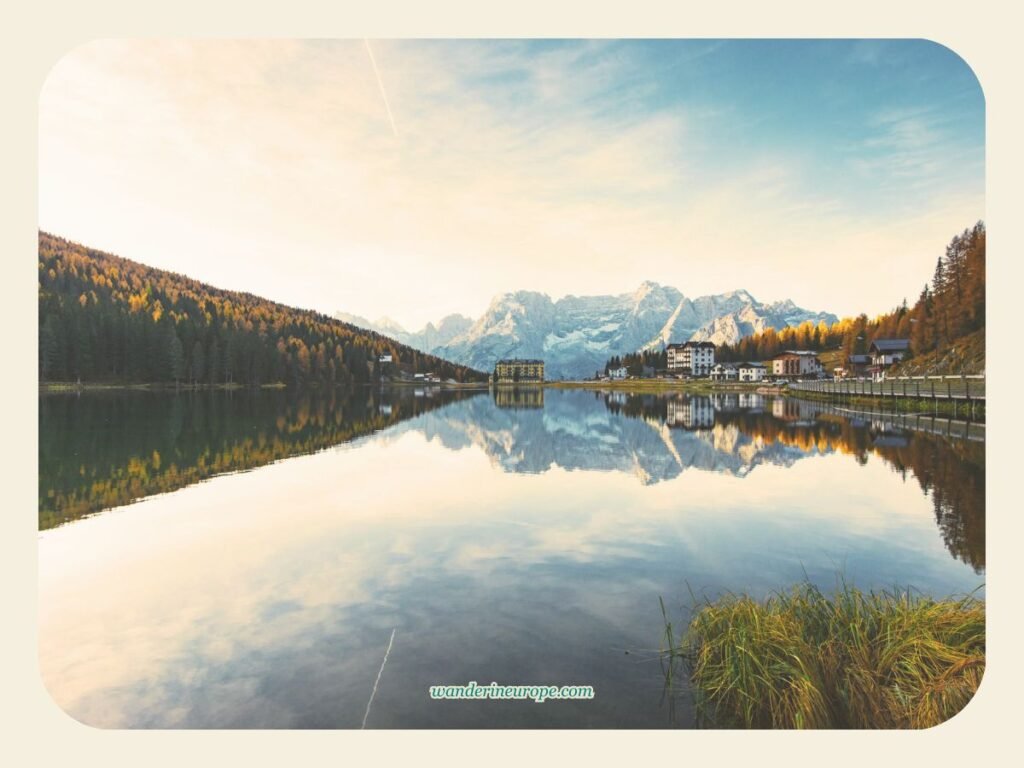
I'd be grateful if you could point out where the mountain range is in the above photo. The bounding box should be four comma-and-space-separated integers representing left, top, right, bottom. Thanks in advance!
337, 282, 836, 379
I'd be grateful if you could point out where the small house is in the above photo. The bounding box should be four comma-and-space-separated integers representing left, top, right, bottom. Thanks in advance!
737, 362, 766, 382
868, 339, 910, 380
771, 350, 824, 380
709, 363, 738, 381
609, 366, 629, 380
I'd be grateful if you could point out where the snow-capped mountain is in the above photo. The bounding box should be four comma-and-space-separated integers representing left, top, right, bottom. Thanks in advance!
334, 311, 474, 353
337, 282, 835, 379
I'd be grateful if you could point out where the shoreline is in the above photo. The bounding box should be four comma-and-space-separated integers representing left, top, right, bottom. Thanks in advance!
784, 387, 985, 420
39, 380, 489, 394
544, 379, 781, 394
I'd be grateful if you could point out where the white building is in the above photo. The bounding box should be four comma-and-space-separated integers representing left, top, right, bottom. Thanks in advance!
609, 366, 629, 380
709, 363, 738, 381
667, 341, 715, 376
771, 351, 824, 379
738, 362, 766, 382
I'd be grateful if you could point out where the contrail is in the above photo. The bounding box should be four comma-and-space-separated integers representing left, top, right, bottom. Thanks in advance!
361, 627, 397, 729
364, 39, 399, 138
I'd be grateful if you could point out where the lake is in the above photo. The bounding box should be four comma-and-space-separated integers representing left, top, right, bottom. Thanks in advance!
38, 386, 984, 728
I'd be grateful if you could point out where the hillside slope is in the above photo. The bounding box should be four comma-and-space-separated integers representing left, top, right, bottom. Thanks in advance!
38, 232, 487, 386
890, 329, 985, 376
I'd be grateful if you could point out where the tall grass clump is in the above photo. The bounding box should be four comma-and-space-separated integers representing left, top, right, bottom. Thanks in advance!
671, 581, 984, 728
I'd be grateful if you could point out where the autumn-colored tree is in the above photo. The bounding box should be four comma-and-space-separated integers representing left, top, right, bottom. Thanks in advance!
608, 222, 984, 372
37, 231, 486, 386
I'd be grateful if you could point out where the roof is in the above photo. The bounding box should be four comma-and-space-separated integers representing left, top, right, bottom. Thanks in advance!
847, 354, 871, 364
870, 338, 910, 353
496, 358, 544, 365
668, 340, 715, 349
773, 350, 820, 359
738, 362, 765, 368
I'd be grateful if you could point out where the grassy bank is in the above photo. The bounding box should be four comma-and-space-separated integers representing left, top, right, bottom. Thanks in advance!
664, 581, 984, 728
786, 388, 985, 420
891, 329, 985, 377
40, 381, 259, 393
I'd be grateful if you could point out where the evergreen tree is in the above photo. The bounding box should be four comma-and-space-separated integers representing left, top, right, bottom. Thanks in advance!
191, 340, 205, 385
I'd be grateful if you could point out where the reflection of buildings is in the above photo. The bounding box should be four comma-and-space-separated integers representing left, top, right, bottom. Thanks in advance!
771, 397, 818, 424
493, 387, 545, 409
868, 418, 909, 447
607, 391, 628, 406
493, 358, 545, 383
709, 393, 740, 412
738, 392, 765, 410
666, 396, 715, 429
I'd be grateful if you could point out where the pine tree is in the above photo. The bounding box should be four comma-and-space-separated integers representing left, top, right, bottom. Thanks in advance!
39, 313, 60, 381
163, 322, 184, 383
190, 340, 205, 385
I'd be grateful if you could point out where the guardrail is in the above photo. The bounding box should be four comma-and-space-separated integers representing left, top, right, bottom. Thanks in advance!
788, 375, 984, 415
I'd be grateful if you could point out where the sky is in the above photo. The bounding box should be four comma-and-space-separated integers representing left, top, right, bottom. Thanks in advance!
39, 39, 984, 330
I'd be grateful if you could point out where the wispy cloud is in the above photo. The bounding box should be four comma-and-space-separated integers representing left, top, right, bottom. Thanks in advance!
39, 39, 984, 326
364, 39, 399, 138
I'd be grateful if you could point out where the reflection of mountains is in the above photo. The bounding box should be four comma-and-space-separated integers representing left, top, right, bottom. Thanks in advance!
39, 387, 482, 530
407, 390, 985, 573
41, 387, 983, 574
413, 391, 812, 481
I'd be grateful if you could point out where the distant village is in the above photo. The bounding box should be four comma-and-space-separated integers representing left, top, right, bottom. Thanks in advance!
491, 337, 911, 384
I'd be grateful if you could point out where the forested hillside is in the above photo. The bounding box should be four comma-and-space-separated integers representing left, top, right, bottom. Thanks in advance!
715, 222, 985, 368
38, 232, 487, 386
601, 222, 985, 375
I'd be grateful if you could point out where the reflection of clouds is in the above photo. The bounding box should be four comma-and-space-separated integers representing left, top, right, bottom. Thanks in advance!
40, 396, 981, 727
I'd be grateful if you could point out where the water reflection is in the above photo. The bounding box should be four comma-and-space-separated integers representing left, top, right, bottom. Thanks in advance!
38, 387, 984, 728
40, 388, 984, 573
38, 387, 481, 529
408, 390, 984, 572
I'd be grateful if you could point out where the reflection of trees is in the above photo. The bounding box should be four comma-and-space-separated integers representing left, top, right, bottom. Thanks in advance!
39, 388, 480, 529
600, 393, 985, 573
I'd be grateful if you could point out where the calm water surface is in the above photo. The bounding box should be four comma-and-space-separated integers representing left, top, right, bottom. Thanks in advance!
38, 387, 984, 728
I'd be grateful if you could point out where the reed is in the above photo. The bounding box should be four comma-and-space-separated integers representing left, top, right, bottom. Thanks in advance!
668, 581, 984, 728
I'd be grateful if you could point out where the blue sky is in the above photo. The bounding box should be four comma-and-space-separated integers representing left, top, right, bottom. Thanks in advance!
40, 39, 984, 328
